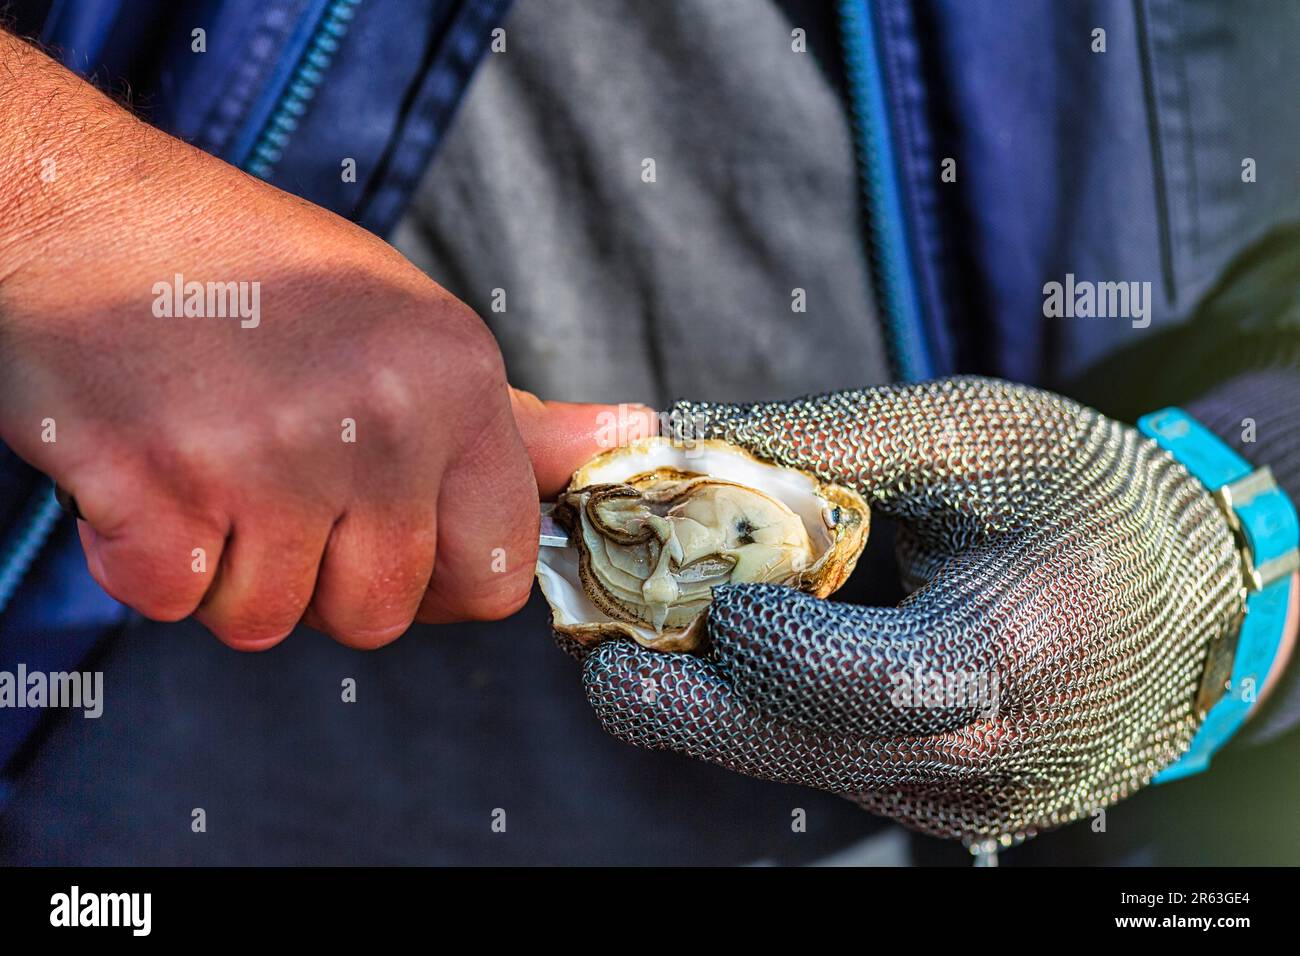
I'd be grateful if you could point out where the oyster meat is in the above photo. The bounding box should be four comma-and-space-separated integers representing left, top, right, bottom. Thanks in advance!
536, 437, 869, 652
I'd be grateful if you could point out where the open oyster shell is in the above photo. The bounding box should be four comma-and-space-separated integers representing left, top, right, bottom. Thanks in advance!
536, 437, 870, 652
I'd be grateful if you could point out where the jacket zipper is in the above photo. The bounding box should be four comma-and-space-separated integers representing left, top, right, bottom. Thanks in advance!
243, 0, 362, 179
0, 487, 63, 618
839, 0, 933, 381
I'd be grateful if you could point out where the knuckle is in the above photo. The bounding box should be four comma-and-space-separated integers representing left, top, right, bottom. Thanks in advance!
462, 570, 535, 621
497, 578, 535, 618
454, 311, 508, 379
89, 554, 199, 622
454, 586, 530, 623
410, 298, 504, 391
127, 592, 195, 623
324, 619, 411, 650
443, 319, 510, 415
166, 430, 238, 486
423, 547, 535, 623
311, 543, 430, 644
201, 601, 303, 649
358, 367, 418, 448
206, 620, 295, 652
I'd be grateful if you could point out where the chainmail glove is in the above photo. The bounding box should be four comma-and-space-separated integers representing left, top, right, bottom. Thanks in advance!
578, 377, 1246, 842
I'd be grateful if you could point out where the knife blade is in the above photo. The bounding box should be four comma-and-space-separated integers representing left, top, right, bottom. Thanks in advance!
539, 502, 571, 548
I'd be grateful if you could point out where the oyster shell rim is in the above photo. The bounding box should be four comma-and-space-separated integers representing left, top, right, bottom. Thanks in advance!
535, 437, 870, 653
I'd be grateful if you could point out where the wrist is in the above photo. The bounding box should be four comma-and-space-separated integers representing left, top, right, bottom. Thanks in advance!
1139, 407, 1300, 780
1182, 370, 1300, 721
1256, 572, 1300, 713
0, 30, 207, 296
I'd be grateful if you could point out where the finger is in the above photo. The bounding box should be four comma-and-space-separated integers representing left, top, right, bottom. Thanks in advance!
417, 418, 538, 623
193, 513, 330, 651
706, 534, 1039, 737
673, 378, 1086, 528
701, 582, 995, 740
309, 508, 438, 648
78, 507, 227, 623
710, 524, 1120, 741
582, 639, 974, 794
509, 388, 658, 498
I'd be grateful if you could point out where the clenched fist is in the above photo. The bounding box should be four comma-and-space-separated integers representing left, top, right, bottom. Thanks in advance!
0, 30, 646, 649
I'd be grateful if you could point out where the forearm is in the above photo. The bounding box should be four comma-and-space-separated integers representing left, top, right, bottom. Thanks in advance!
1, 31, 149, 278
0, 29, 248, 318
1187, 369, 1300, 504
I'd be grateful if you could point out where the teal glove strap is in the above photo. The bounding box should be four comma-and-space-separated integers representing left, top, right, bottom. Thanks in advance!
1139, 408, 1300, 783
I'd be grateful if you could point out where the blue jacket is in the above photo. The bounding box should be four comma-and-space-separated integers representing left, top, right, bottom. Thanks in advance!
3, 0, 1299, 774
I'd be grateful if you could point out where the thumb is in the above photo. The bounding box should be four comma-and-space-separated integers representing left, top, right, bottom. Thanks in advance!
509, 387, 658, 498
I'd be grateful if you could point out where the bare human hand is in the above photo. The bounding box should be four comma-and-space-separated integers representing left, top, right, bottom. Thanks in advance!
0, 30, 655, 649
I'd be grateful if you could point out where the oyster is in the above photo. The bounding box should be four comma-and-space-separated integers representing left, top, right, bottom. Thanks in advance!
536, 437, 869, 652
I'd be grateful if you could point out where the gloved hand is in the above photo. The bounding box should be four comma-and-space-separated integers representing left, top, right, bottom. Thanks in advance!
578, 377, 1246, 842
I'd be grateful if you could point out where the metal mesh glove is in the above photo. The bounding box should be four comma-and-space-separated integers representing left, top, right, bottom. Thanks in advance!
578, 377, 1246, 842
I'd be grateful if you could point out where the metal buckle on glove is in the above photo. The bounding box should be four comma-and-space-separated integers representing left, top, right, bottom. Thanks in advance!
1213, 467, 1300, 593
1193, 607, 1244, 718
1194, 467, 1299, 717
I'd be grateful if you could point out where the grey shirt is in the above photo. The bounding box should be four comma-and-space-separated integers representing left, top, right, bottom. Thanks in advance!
391, 0, 889, 408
